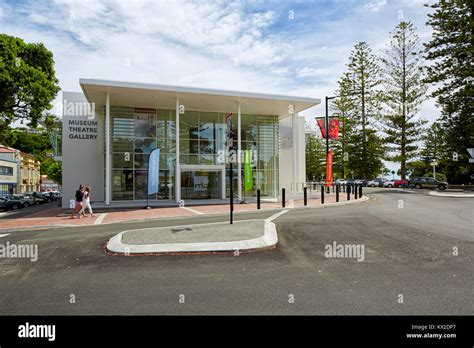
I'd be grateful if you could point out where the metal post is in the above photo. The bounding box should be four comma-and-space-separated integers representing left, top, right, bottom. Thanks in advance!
355, 184, 358, 199
175, 97, 181, 203
347, 184, 350, 201
325, 96, 329, 159
336, 184, 339, 202
325, 96, 330, 195
359, 184, 362, 198
282, 188, 285, 208
257, 189, 261, 210
304, 186, 307, 206
237, 102, 242, 202
321, 185, 325, 204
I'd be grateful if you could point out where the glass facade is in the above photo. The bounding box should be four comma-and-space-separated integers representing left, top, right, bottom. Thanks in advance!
110, 106, 279, 200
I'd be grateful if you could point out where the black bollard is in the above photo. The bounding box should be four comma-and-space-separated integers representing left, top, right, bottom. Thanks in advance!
359, 184, 363, 198
304, 187, 307, 206
282, 188, 285, 208
355, 184, 358, 199
321, 185, 325, 204
257, 189, 261, 210
336, 184, 339, 202
347, 184, 350, 201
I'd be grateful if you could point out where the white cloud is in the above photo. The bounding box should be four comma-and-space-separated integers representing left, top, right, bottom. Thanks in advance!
295, 67, 331, 78
364, 0, 388, 13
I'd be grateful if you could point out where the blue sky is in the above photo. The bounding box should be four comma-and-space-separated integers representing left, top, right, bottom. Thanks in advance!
0, 0, 438, 174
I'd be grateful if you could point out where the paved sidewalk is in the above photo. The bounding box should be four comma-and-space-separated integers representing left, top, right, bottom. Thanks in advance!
0, 192, 364, 231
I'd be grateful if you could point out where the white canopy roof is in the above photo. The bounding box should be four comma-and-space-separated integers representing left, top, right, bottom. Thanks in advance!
79, 78, 320, 117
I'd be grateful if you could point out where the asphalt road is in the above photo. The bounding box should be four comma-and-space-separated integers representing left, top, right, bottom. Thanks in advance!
0, 189, 472, 315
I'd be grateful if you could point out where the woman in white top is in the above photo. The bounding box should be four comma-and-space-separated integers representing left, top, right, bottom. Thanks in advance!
79, 186, 94, 217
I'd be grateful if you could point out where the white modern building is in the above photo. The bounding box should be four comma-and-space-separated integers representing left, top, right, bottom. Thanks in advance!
61, 79, 319, 207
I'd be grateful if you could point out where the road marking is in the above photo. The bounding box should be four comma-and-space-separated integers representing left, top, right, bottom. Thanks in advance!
94, 213, 108, 225
182, 207, 204, 215
266, 209, 289, 222
0, 234, 10, 238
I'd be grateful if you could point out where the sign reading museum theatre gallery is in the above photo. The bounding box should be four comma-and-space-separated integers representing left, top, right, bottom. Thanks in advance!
67, 119, 99, 140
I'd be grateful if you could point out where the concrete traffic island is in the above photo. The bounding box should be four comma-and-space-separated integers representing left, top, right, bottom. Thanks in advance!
106, 210, 288, 254
428, 190, 474, 198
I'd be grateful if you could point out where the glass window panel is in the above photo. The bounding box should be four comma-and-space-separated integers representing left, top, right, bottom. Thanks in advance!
198, 111, 219, 143
112, 152, 133, 169
180, 154, 199, 165
179, 139, 198, 154
112, 112, 134, 152
199, 154, 215, 165
112, 169, 133, 200
241, 114, 256, 142
134, 170, 147, 199
180, 111, 199, 139
134, 154, 150, 169
134, 112, 156, 137
134, 138, 156, 154
199, 139, 215, 154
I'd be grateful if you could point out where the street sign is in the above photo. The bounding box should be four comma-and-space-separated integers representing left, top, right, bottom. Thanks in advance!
467, 148, 474, 163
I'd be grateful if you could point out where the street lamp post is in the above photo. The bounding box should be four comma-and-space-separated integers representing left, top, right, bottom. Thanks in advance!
325, 96, 337, 193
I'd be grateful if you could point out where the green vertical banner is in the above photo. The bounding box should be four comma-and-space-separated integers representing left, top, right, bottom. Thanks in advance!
244, 150, 253, 191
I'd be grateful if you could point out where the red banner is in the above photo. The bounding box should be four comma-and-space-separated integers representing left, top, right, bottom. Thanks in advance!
329, 118, 339, 139
325, 149, 334, 187
316, 119, 327, 139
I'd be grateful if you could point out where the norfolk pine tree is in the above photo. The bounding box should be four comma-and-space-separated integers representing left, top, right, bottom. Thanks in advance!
380, 21, 428, 180
344, 42, 385, 178
424, 0, 474, 183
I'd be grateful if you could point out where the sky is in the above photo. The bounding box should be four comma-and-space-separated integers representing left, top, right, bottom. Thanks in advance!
0, 0, 439, 175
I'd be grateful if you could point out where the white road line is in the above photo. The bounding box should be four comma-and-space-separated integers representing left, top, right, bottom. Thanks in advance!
94, 213, 108, 225
0, 234, 10, 238
182, 207, 205, 215
266, 209, 289, 222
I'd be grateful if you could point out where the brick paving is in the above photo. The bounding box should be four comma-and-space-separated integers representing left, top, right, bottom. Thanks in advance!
0, 192, 358, 231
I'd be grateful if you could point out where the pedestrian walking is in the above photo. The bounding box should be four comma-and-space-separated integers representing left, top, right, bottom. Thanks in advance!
71, 185, 84, 219
79, 186, 94, 217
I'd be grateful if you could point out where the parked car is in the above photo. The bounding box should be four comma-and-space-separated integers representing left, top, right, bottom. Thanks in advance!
360, 179, 370, 187
29, 192, 48, 204
0, 197, 25, 211
11, 194, 35, 207
367, 178, 384, 187
335, 179, 348, 185
409, 177, 448, 190
394, 179, 409, 188
383, 180, 395, 188
42, 191, 60, 202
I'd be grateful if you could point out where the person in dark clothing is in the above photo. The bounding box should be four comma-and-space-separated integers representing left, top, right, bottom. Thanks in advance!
71, 185, 84, 219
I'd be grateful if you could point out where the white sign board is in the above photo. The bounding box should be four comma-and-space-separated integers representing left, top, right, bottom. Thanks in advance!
467, 148, 474, 163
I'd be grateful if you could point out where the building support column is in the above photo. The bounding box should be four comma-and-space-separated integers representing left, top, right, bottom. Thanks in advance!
105, 92, 111, 205
237, 102, 242, 202
175, 97, 181, 203
292, 112, 297, 193
221, 167, 226, 199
